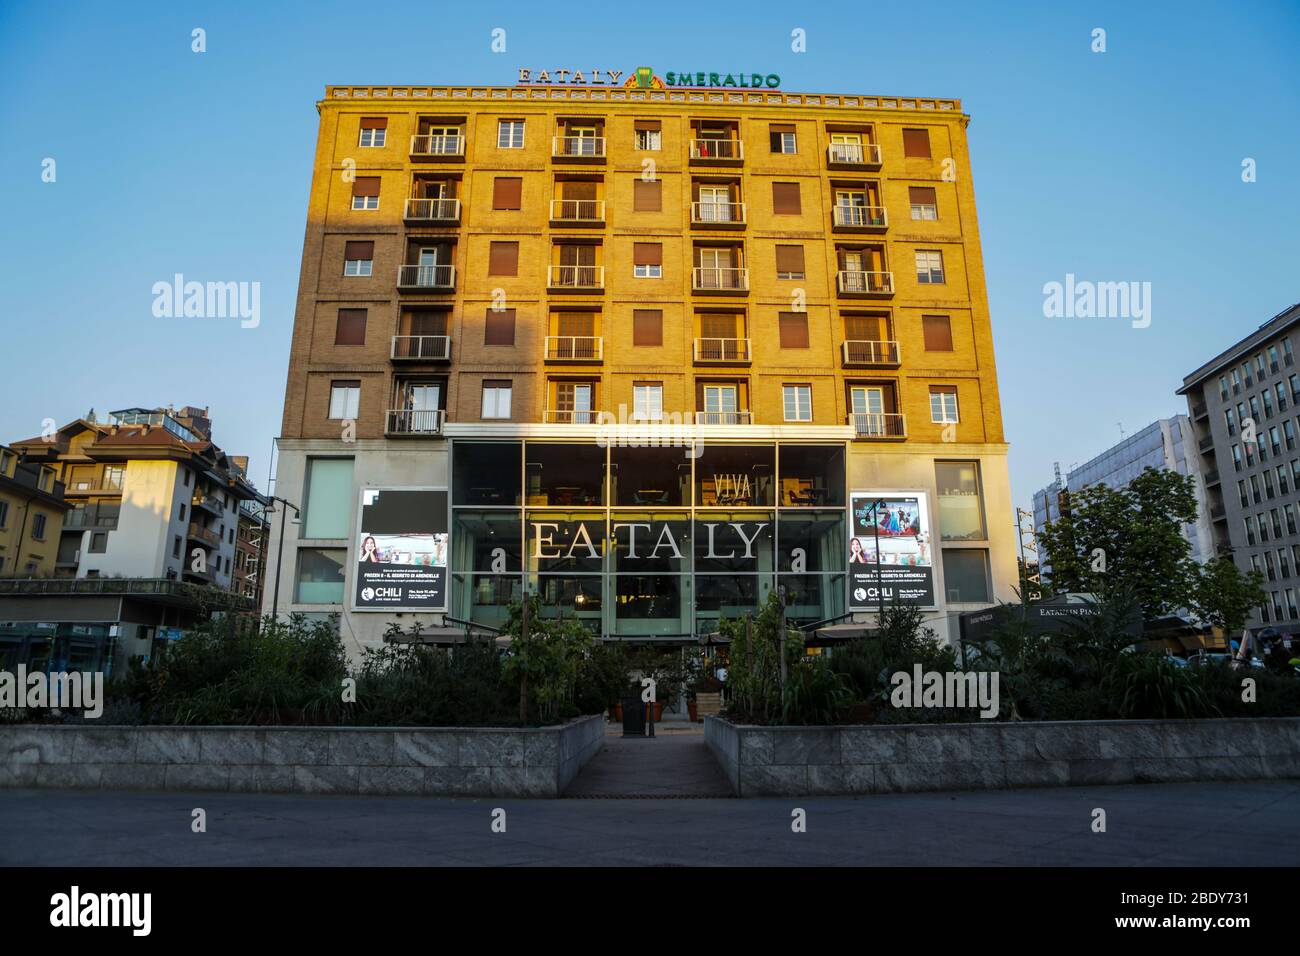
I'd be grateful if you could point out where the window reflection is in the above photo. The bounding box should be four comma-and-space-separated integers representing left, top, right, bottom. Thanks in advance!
611, 445, 691, 506
778, 445, 846, 507
694, 444, 774, 506
526, 443, 605, 506
453, 442, 521, 506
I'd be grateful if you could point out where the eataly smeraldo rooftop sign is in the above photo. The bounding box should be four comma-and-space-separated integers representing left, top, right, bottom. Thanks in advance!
515, 65, 781, 90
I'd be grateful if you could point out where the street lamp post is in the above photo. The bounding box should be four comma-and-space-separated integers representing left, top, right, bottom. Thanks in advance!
267, 495, 301, 621
870, 499, 887, 628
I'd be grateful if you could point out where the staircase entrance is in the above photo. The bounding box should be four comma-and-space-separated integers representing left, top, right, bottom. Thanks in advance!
563, 724, 734, 798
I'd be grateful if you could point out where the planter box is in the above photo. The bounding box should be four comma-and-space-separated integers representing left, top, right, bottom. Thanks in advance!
704, 715, 1300, 797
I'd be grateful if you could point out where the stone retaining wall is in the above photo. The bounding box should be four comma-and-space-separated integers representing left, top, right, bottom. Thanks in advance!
0, 715, 606, 797
704, 716, 1300, 796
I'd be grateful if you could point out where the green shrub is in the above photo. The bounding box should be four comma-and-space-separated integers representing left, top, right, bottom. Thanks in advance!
1102, 652, 1218, 719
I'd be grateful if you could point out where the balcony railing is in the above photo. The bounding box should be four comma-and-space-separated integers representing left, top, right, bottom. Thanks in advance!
403, 198, 461, 222
692, 267, 749, 291
695, 411, 752, 425
545, 336, 603, 361
549, 199, 605, 222
832, 205, 888, 229
1198, 434, 1216, 452
836, 270, 894, 295
693, 337, 751, 363
690, 139, 743, 161
191, 494, 224, 516
410, 134, 465, 157
827, 143, 882, 166
62, 508, 118, 531
386, 409, 446, 436
397, 263, 456, 289
543, 409, 601, 424
548, 265, 604, 289
552, 136, 606, 159
841, 340, 901, 366
391, 335, 451, 360
65, 475, 125, 494
849, 412, 907, 439
691, 201, 746, 225
187, 522, 222, 548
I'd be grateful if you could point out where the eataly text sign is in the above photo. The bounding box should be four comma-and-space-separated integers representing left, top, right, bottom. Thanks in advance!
530, 520, 768, 560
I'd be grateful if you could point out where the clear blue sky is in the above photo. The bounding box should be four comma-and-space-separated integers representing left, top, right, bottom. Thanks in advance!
2, 0, 1297, 514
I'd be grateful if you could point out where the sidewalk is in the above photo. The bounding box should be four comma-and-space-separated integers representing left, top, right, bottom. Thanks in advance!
564, 723, 733, 797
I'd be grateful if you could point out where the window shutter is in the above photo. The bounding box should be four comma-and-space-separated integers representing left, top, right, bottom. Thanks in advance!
563, 180, 598, 200
633, 179, 662, 211
351, 176, 381, 197
778, 312, 809, 348
902, 128, 932, 158
359, 117, 387, 129
909, 186, 937, 205
772, 182, 801, 214
343, 241, 374, 261
334, 309, 367, 345
633, 243, 662, 266
484, 309, 516, 346
492, 177, 523, 210
634, 119, 661, 131
922, 315, 953, 351
488, 241, 519, 276
774, 245, 805, 275
633, 309, 663, 346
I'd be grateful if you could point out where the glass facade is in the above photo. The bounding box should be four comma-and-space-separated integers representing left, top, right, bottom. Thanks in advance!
450, 440, 848, 636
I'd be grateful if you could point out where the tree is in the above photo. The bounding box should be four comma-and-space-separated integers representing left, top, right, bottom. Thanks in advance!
1035, 467, 1199, 622
1189, 556, 1267, 638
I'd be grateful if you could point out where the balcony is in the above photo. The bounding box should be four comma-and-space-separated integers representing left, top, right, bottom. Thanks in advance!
409, 134, 465, 160
836, 271, 894, 297
832, 205, 888, 232
391, 335, 451, 361
545, 336, 603, 363
62, 505, 119, 531
64, 475, 124, 496
692, 267, 749, 294
403, 198, 461, 224
1198, 434, 1216, 453
187, 522, 222, 548
547, 265, 604, 292
1190, 400, 1209, 420
849, 412, 907, 440
397, 263, 456, 291
549, 199, 606, 225
826, 143, 882, 168
552, 136, 606, 161
689, 139, 743, 164
191, 494, 224, 517
543, 409, 602, 424
55, 550, 81, 569
386, 409, 446, 437
841, 340, 901, 367
695, 411, 752, 425
693, 337, 751, 364
1204, 468, 1221, 487
1209, 503, 1227, 521
691, 202, 746, 228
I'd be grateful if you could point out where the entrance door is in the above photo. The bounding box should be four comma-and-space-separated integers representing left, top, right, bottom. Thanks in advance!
417, 246, 445, 286
556, 382, 594, 424
840, 250, 866, 291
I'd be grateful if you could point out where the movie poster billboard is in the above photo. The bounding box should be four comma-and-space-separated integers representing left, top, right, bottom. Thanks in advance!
848, 491, 935, 609
353, 487, 449, 611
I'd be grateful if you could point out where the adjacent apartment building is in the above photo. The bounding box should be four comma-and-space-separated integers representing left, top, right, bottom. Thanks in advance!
267, 76, 1018, 656
0, 406, 263, 672
0, 445, 69, 577
1180, 302, 1300, 635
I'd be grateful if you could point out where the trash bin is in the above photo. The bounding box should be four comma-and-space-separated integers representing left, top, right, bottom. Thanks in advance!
621, 695, 645, 737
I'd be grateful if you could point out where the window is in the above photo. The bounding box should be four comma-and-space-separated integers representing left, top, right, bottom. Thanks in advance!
902, 128, 932, 159
481, 381, 513, 419
916, 250, 945, 283
178, 503, 187, 522
1269, 345, 1281, 373
772, 182, 801, 215
634, 120, 661, 150
350, 176, 380, 210
358, 118, 387, 147
633, 309, 663, 346
484, 308, 516, 346
769, 124, 797, 153
328, 381, 361, 420
183, 470, 191, 487
32, 513, 47, 540
492, 177, 523, 210
922, 315, 953, 351
909, 186, 937, 220
775, 245, 805, 280
783, 384, 812, 422
1251, 475, 1261, 503
488, 241, 519, 276
1225, 407, 1237, 435
1238, 479, 1248, 507
302, 458, 354, 539
497, 119, 525, 149
1218, 376, 1229, 401
1285, 420, 1295, 451
778, 312, 809, 349
0, 500, 7, 527
342, 240, 374, 277
702, 384, 739, 419
634, 243, 663, 278
942, 549, 990, 603
332, 308, 367, 348
86, 529, 106, 551
1279, 465, 1290, 496
295, 548, 346, 604
930, 386, 959, 423
936, 461, 986, 541
633, 179, 662, 212
633, 383, 664, 421
172, 535, 182, 559
1276, 382, 1287, 412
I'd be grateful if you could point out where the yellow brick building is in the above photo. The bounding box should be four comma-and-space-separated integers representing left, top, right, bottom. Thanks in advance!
269, 77, 1018, 654
0, 445, 68, 577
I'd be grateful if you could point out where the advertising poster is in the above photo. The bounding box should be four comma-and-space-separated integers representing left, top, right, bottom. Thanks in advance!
848, 491, 935, 609
353, 487, 449, 611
